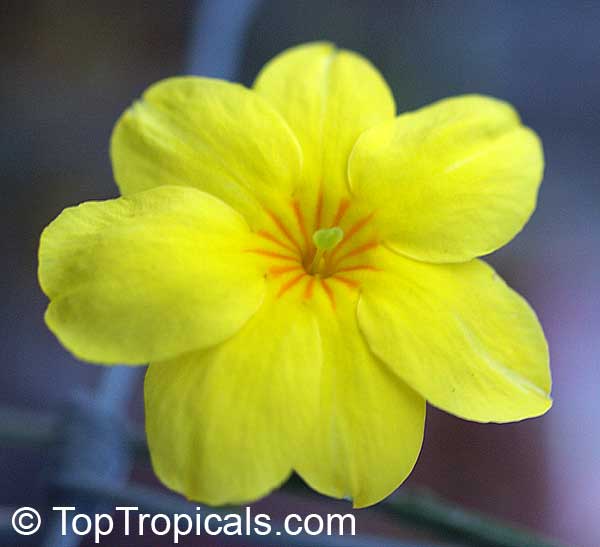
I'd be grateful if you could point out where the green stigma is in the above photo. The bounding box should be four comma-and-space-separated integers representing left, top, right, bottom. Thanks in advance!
310, 227, 344, 274
313, 227, 344, 251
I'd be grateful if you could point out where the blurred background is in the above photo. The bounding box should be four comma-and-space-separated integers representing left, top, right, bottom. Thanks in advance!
1, 1, 598, 546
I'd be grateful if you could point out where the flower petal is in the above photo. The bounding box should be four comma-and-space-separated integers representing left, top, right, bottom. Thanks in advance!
349, 95, 544, 263
39, 186, 265, 364
111, 77, 303, 227
357, 246, 552, 423
145, 294, 322, 505
296, 284, 425, 508
254, 42, 395, 218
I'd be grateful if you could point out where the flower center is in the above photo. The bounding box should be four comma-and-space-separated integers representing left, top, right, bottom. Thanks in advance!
309, 226, 344, 275
248, 197, 380, 306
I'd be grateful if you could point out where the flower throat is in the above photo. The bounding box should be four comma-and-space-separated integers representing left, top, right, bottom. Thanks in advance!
309, 226, 344, 275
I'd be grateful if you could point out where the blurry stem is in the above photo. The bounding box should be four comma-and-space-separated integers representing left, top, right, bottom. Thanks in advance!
186, 0, 263, 79
95, 365, 140, 411
382, 488, 566, 547
283, 476, 567, 547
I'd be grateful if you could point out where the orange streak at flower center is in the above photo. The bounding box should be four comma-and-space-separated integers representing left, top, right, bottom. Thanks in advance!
252, 198, 379, 302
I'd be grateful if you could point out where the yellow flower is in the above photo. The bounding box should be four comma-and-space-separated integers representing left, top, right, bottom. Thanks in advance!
38, 42, 551, 508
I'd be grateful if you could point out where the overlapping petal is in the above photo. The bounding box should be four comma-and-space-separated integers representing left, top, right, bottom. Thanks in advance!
145, 295, 322, 505
357, 246, 551, 423
145, 278, 425, 508
39, 185, 265, 364
254, 42, 396, 219
349, 95, 544, 263
295, 284, 425, 508
111, 77, 303, 228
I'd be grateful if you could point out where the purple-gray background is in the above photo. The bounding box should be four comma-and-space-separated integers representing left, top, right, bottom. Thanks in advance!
1, 1, 598, 546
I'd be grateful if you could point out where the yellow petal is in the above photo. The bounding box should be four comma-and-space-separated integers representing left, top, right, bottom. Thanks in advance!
39, 186, 265, 364
296, 283, 425, 508
145, 294, 322, 505
111, 77, 302, 228
254, 42, 395, 222
357, 246, 552, 423
349, 95, 544, 263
